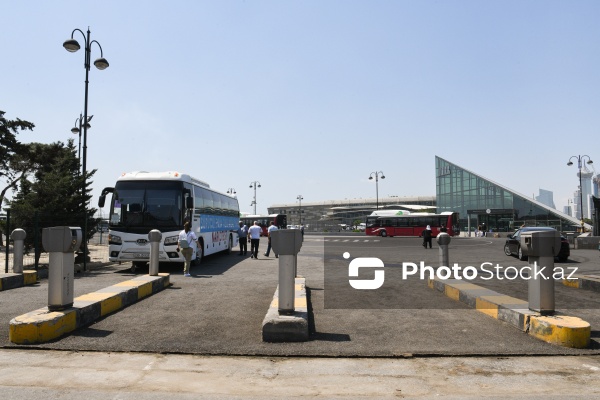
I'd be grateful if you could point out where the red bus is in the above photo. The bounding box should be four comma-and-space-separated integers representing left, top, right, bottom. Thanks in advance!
365, 211, 460, 237
240, 214, 287, 236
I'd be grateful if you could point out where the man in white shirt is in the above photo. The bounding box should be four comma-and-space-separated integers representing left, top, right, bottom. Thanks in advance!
248, 221, 262, 259
178, 222, 200, 276
264, 221, 279, 258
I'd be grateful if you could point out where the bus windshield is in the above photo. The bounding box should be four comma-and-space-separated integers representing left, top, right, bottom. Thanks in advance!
111, 181, 183, 231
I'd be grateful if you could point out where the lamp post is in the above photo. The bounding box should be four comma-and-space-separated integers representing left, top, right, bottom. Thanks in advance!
64, 27, 109, 272
249, 181, 261, 215
227, 188, 236, 195
296, 195, 303, 225
368, 171, 385, 210
567, 155, 593, 232
71, 114, 93, 174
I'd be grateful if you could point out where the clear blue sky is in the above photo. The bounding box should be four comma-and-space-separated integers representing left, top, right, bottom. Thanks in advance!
2, 0, 599, 216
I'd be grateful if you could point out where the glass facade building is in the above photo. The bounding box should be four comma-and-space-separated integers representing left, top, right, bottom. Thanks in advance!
435, 156, 583, 234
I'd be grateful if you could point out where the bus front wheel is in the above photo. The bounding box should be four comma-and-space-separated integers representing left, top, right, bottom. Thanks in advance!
131, 261, 146, 273
380, 230, 387, 237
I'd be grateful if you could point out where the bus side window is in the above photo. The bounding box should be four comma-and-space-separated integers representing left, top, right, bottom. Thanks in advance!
202, 189, 213, 214
194, 190, 204, 215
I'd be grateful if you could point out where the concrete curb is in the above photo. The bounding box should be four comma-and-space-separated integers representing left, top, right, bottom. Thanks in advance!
429, 278, 591, 348
0, 270, 38, 291
262, 277, 309, 342
9, 273, 170, 344
563, 274, 600, 293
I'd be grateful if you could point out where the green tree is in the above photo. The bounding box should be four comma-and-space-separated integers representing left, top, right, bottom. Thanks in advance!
0, 110, 35, 246
8, 139, 99, 261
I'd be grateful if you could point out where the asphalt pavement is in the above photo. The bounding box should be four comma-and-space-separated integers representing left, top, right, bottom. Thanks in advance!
2, 235, 600, 398
1, 235, 600, 356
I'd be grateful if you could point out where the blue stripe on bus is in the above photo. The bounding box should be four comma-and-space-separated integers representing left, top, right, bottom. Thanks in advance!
198, 214, 238, 232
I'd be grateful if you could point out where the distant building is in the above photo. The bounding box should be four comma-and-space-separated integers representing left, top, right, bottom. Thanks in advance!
563, 205, 572, 216
578, 166, 594, 219
268, 196, 436, 230
573, 189, 582, 220
535, 189, 555, 209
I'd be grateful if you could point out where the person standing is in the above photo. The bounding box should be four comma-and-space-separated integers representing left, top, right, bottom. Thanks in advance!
264, 221, 279, 258
236, 221, 248, 256
248, 221, 262, 259
421, 225, 433, 249
177, 222, 200, 276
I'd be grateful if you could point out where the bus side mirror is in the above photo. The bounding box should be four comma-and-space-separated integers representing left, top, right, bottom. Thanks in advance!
98, 187, 114, 208
186, 197, 194, 209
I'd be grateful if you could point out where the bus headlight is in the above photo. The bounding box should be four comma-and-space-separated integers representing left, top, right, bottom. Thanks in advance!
108, 234, 122, 245
164, 235, 179, 246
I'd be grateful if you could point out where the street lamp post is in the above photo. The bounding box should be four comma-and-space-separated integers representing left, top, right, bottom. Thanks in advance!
64, 27, 109, 272
296, 195, 303, 225
567, 155, 593, 232
368, 171, 385, 210
71, 114, 93, 174
249, 181, 261, 215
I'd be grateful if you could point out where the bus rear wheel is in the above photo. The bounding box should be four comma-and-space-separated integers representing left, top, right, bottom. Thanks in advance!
380, 230, 387, 237
192, 241, 204, 266
227, 235, 233, 254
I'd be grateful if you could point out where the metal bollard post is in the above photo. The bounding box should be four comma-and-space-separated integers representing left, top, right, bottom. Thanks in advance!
42, 227, 82, 311
521, 230, 560, 316
271, 230, 303, 315
10, 229, 26, 274
437, 232, 451, 268
148, 229, 162, 276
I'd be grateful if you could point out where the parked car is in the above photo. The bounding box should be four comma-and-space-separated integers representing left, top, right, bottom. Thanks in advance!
504, 227, 570, 262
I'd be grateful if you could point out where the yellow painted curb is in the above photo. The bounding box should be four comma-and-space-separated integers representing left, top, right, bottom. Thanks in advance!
475, 297, 499, 319
137, 281, 153, 299
444, 286, 460, 301
23, 270, 37, 286
562, 278, 580, 289
9, 309, 77, 344
529, 315, 591, 349
114, 279, 153, 299
9, 274, 170, 344
76, 292, 123, 317
270, 297, 307, 308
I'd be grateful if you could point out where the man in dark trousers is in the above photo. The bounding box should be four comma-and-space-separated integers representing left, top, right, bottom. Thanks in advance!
236, 221, 248, 255
421, 225, 433, 249
248, 221, 262, 259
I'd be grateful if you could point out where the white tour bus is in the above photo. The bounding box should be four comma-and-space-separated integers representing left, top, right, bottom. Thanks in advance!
98, 171, 239, 270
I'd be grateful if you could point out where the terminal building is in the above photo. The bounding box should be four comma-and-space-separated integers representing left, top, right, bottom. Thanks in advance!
435, 156, 585, 233
266, 156, 586, 233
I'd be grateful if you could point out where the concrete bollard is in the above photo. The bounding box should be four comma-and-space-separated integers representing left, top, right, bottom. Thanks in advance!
148, 229, 162, 276
10, 229, 26, 274
437, 232, 451, 268
521, 230, 560, 316
271, 230, 303, 315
